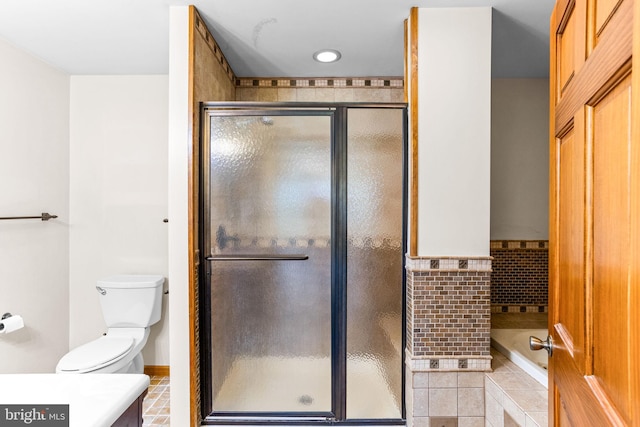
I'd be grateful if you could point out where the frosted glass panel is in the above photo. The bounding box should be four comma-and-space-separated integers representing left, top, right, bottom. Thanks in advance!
209, 114, 332, 413
346, 109, 403, 419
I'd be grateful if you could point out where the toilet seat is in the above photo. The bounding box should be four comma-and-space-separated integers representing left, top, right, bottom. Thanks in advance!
57, 336, 134, 373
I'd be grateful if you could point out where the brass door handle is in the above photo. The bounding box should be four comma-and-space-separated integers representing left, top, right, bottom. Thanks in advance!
529, 335, 553, 356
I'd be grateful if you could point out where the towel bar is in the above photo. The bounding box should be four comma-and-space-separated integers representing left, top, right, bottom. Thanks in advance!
0, 212, 57, 221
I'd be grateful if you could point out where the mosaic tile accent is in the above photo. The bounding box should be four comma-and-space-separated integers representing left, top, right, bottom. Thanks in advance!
406, 256, 492, 272
406, 256, 492, 360
236, 77, 404, 88
490, 240, 548, 249
490, 240, 548, 306
491, 305, 548, 313
194, 12, 236, 83
407, 355, 492, 372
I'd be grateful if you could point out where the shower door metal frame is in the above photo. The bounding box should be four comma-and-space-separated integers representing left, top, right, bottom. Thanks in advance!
199, 102, 407, 425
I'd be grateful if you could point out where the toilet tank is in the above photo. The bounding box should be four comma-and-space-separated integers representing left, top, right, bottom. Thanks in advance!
97, 275, 165, 328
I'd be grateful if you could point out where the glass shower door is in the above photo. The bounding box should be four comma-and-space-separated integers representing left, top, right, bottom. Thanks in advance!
205, 113, 333, 415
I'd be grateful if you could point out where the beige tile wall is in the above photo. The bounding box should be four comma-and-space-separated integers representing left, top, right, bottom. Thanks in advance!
407, 371, 486, 427
236, 86, 404, 103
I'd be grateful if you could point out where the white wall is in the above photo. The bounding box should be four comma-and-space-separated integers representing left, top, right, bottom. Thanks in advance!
491, 79, 549, 240
416, 8, 492, 257
69, 75, 169, 365
168, 6, 191, 426
0, 37, 70, 373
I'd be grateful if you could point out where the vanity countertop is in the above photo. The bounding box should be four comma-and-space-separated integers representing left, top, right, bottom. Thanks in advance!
0, 373, 149, 427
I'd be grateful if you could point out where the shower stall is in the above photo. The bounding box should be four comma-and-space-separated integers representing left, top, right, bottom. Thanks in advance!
200, 103, 406, 424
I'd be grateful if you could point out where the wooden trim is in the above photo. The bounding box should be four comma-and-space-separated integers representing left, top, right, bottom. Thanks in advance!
408, 7, 419, 257
630, 0, 640, 420
144, 365, 170, 377
404, 19, 408, 103
548, 4, 560, 426
187, 6, 200, 427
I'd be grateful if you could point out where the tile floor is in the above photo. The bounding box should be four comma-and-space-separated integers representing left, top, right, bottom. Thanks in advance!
143, 375, 170, 426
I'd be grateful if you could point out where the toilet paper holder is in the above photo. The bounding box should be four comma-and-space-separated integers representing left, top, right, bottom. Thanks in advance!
1, 312, 13, 331
0, 312, 25, 334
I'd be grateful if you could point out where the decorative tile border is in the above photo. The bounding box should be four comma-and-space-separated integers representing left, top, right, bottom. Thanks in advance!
490, 240, 548, 250
194, 12, 236, 83
406, 352, 492, 372
491, 305, 548, 313
406, 256, 492, 272
236, 77, 404, 88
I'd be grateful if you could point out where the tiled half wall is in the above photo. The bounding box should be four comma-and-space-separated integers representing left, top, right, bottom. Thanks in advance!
490, 240, 548, 313
405, 256, 492, 427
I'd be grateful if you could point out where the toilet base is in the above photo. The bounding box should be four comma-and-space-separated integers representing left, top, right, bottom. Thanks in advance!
110, 353, 144, 374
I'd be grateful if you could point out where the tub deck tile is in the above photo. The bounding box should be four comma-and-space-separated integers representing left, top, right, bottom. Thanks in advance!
486, 346, 549, 427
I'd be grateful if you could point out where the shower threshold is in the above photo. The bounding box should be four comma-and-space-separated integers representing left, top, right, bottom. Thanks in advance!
206, 356, 402, 423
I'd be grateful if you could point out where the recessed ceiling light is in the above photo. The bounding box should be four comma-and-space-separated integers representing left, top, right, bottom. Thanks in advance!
313, 49, 341, 63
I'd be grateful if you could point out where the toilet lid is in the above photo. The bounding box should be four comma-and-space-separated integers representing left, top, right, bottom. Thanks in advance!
57, 336, 134, 372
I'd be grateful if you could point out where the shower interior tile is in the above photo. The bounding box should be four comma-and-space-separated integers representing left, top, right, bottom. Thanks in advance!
277, 88, 296, 101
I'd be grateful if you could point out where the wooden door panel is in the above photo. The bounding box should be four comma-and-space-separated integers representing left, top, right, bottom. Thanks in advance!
550, 0, 638, 425
596, 0, 622, 38
592, 73, 632, 424
631, 0, 640, 421
554, 0, 632, 133
557, 125, 586, 371
559, 5, 576, 95
553, 343, 615, 425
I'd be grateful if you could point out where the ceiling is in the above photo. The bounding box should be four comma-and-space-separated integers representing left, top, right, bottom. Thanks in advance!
0, 0, 555, 78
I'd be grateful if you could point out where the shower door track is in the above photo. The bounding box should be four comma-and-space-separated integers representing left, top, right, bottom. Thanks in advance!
199, 102, 408, 426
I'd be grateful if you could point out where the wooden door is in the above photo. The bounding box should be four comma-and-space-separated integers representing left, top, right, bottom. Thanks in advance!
549, 0, 640, 425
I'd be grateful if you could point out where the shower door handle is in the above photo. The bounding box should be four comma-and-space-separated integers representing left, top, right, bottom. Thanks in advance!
205, 254, 309, 261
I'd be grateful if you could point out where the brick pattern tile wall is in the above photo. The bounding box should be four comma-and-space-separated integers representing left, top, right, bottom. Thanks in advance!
409, 270, 491, 357
406, 257, 492, 360
490, 240, 548, 306
405, 256, 492, 427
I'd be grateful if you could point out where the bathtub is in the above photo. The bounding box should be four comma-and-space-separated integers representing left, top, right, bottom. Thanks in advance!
491, 328, 548, 388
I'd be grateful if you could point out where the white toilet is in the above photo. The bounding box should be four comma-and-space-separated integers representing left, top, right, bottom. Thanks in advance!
56, 274, 164, 374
